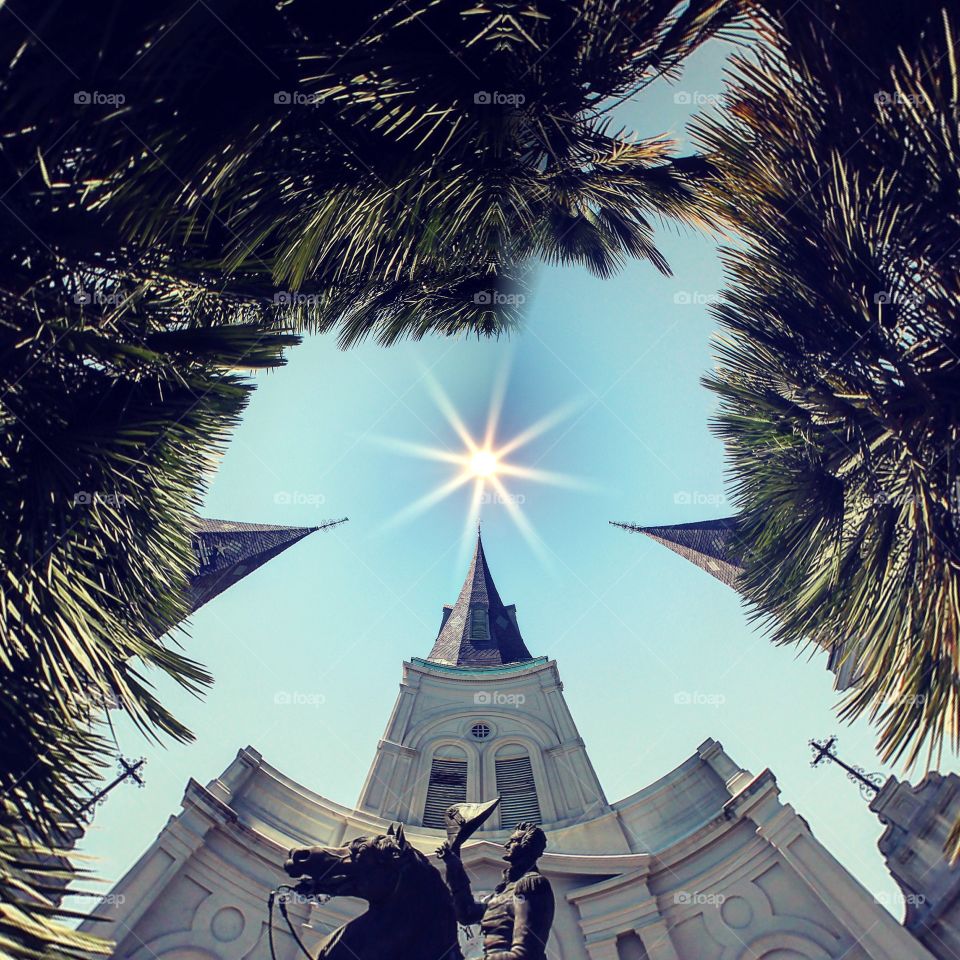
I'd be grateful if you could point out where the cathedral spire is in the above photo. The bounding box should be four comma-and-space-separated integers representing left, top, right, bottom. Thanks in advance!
187, 517, 347, 614
426, 532, 534, 666
610, 517, 745, 587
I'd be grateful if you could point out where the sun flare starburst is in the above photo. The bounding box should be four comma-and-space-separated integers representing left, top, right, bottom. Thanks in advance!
470, 449, 500, 478
375, 367, 588, 557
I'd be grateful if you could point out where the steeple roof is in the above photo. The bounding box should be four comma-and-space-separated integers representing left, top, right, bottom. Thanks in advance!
610, 517, 745, 587
187, 517, 346, 614
614, 517, 868, 692
426, 533, 534, 666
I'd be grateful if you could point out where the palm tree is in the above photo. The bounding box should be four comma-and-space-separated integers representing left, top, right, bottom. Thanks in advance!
3, 0, 745, 346
0, 56, 300, 960
0, 213, 298, 959
692, 0, 960, 846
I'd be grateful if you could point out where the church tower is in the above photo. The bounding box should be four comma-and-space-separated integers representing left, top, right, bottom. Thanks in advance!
357, 533, 607, 831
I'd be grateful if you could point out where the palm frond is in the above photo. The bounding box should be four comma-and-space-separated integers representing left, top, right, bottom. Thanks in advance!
694, 0, 960, 851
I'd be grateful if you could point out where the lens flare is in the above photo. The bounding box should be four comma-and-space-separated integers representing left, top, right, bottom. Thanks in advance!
375, 366, 590, 558
470, 449, 499, 478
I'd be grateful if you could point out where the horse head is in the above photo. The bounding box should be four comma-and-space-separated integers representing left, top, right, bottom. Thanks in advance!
285, 824, 417, 905
283, 824, 462, 960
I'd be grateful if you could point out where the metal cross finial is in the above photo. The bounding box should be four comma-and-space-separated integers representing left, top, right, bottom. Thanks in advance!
810, 735, 840, 768
79, 757, 146, 815
809, 736, 884, 800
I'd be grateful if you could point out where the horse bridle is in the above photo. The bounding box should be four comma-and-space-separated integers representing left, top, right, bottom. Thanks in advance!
268, 883, 317, 960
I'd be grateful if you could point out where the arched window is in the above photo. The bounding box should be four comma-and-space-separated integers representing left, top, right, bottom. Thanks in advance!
495, 744, 541, 829
423, 745, 468, 828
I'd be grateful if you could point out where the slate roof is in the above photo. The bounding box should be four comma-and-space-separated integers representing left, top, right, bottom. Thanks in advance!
610, 518, 745, 587
612, 517, 861, 691
187, 517, 346, 614
426, 533, 535, 666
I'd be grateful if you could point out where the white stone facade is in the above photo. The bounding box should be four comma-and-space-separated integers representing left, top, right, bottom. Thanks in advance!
81, 733, 933, 959
357, 657, 607, 830
871, 772, 960, 959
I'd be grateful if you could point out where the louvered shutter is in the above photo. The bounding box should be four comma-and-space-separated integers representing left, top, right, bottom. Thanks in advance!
495, 755, 541, 828
469, 608, 489, 640
423, 757, 468, 828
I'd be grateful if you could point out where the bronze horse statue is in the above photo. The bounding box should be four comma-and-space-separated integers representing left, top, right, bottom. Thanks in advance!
284, 823, 463, 960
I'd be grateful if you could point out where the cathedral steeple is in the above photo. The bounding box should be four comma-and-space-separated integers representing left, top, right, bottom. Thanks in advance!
187, 517, 346, 614
425, 532, 534, 666
610, 517, 745, 587
359, 531, 606, 828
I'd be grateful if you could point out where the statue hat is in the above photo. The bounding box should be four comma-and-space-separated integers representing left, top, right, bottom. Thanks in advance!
444, 796, 501, 850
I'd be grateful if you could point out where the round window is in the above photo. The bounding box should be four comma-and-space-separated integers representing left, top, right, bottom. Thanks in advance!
470, 722, 491, 740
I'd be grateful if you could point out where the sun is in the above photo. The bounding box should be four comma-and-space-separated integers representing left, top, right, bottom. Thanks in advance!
470, 449, 499, 478
374, 365, 587, 556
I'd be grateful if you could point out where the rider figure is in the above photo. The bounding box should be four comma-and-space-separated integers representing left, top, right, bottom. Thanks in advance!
437, 821, 555, 960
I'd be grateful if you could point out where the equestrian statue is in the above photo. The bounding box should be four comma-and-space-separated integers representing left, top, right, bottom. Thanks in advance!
282, 796, 554, 960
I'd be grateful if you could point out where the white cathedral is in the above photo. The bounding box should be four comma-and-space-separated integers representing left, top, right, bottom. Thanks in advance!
82, 534, 957, 960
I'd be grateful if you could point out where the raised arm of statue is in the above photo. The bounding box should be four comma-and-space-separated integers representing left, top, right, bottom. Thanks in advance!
436, 842, 486, 925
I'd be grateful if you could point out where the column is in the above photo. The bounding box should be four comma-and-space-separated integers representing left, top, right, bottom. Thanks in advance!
636, 918, 681, 960
585, 939, 620, 960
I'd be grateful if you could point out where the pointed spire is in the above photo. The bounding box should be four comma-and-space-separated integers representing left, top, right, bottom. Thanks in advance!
187, 517, 347, 614
613, 517, 865, 692
426, 532, 534, 666
610, 517, 744, 587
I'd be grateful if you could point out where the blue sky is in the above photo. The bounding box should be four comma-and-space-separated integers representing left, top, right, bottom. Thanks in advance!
77, 40, 927, 918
